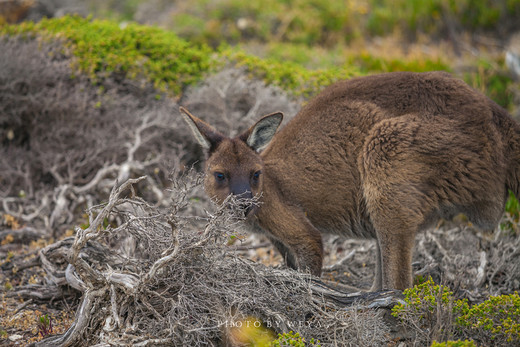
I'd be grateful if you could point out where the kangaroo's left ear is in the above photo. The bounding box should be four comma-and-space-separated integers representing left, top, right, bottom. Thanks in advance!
238, 112, 284, 152
179, 106, 225, 151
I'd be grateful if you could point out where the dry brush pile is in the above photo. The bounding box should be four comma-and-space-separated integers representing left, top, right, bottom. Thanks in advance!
29, 173, 392, 346
1, 35, 520, 346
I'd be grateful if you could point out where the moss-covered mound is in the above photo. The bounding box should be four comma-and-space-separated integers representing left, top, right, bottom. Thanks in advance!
0, 15, 362, 97
0, 15, 465, 99
0, 15, 214, 95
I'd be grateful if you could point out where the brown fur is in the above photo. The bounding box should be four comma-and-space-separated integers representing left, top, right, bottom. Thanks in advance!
180, 71, 520, 291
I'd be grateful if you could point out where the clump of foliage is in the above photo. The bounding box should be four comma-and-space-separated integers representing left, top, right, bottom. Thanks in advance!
221, 48, 359, 97
501, 190, 520, 233
1, 14, 515, 107
463, 58, 516, 110
392, 278, 456, 345
0, 15, 213, 94
430, 340, 476, 347
456, 292, 520, 345
224, 316, 276, 346
366, 0, 520, 39
393, 278, 520, 346
271, 331, 321, 347
166, 0, 520, 47
346, 52, 450, 74
0, 15, 361, 97
37, 314, 52, 338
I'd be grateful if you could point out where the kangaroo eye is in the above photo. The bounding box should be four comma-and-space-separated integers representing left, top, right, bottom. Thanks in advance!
214, 172, 226, 182
252, 170, 261, 181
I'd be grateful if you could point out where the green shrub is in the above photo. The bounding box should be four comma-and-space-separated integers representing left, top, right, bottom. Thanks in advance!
392, 278, 456, 345
501, 190, 520, 233
462, 58, 515, 110
0, 15, 214, 94
392, 278, 453, 317
393, 278, 520, 346
347, 52, 450, 74
0, 15, 362, 98
270, 331, 321, 347
455, 292, 520, 345
163, 0, 520, 47
221, 47, 359, 97
430, 340, 476, 347
366, 0, 520, 39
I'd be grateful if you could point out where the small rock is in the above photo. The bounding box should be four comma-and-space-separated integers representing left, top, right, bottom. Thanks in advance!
8, 334, 23, 341
506, 33, 520, 81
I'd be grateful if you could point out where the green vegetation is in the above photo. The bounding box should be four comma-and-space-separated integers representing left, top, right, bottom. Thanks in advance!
393, 278, 453, 316
271, 331, 321, 347
165, 0, 520, 47
0, 15, 213, 94
347, 52, 450, 74
430, 340, 476, 347
0, 15, 361, 97
0, 14, 463, 100
393, 278, 520, 345
365, 0, 519, 39
456, 293, 520, 344
1, 9, 516, 107
221, 48, 358, 97
161, 0, 518, 110
36, 314, 53, 338
501, 190, 520, 233
462, 58, 516, 110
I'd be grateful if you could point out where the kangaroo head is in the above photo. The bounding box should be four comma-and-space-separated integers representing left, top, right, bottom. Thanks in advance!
180, 107, 283, 216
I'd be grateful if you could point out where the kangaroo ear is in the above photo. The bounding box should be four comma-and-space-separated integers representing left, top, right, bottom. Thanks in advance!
179, 107, 225, 150
239, 112, 283, 152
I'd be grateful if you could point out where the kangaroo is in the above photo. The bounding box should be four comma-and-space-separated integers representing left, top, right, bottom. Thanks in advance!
180, 71, 520, 291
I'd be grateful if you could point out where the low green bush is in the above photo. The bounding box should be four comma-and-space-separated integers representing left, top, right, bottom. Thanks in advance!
0, 15, 361, 97
0, 13, 515, 108
347, 52, 450, 74
270, 331, 321, 347
501, 190, 520, 233
456, 292, 520, 345
462, 58, 515, 110
366, 0, 520, 39
393, 278, 520, 346
221, 48, 359, 97
164, 0, 520, 47
430, 340, 476, 347
0, 15, 213, 94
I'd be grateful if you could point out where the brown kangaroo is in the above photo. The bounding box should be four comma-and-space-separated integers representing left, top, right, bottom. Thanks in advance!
180, 71, 520, 291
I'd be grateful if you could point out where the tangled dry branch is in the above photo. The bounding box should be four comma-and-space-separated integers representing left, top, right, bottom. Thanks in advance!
27, 175, 394, 346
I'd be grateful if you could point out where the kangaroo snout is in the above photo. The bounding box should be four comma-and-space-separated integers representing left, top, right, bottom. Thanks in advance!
230, 182, 253, 200
232, 188, 256, 217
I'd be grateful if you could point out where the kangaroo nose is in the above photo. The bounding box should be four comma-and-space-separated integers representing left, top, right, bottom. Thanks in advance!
234, 191, 253, 211
230, 182, 254, 215
231, 181, 253, 200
